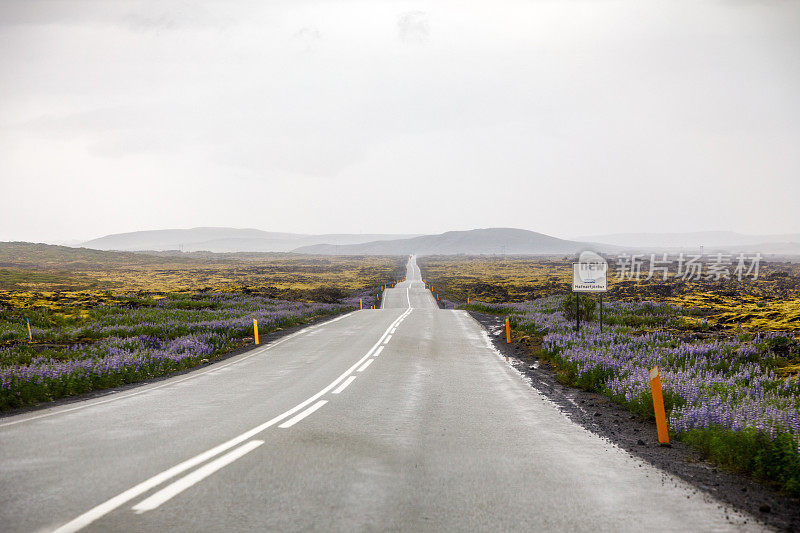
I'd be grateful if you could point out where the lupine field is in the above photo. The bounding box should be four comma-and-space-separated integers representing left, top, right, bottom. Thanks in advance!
0, 292, 370, 410
0, 243, 403, 411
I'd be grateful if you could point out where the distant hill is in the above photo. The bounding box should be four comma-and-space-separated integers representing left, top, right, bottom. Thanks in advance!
574, 231, 800, 251
293, 228, 612, 255
82, 227, 420, 253
0, 241, 188, 270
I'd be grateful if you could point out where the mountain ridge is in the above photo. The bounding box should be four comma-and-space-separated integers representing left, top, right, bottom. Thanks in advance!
293, 228, 612, 255
82, 227, 421, 253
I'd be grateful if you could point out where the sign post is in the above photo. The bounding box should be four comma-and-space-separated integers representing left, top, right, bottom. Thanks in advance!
572, 252, 608, 332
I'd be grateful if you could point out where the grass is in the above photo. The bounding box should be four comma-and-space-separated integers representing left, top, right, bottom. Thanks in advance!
681, 429, 800, 495
0, 242, 405, 313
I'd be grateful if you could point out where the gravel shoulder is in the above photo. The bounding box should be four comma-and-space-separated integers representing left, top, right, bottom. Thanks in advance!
469, 310, 800, 532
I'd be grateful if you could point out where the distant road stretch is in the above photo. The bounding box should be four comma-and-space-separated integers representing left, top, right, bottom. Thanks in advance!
0, 257, 756, 531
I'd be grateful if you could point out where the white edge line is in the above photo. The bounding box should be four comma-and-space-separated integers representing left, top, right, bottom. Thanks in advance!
356, 359, 373, 372
132, 439, 265, 513
0, 312, 357, 429
278, 400, 328, 428
332, 375, 356, 394
383, 334, 392, 344
50, 307, 411, 533
372, 346, 384, 358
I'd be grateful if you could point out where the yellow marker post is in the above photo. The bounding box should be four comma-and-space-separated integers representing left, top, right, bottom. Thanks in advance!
649, 366, 669, 444
467, 297, 470, 304
360, 299, 363, 310
505, 317, 511, 344
253, 319, 259, 345
26, 318, 32, 341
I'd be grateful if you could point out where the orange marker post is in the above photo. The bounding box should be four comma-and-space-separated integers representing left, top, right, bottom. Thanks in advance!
505, 317, 511, 343
649, 366, 669, 444
360, 298, 363, 310
253, 319, 259, 345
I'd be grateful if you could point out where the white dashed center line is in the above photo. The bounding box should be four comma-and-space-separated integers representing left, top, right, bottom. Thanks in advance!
132, 440, 265, 513
332, 376, 356, 394
279, 400, 328, 428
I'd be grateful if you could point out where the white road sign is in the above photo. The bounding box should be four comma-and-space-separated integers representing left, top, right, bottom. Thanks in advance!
572, 262, 608, 292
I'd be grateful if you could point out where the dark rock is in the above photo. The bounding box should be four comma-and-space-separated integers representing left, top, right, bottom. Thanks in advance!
759, 504, 771, 513
637, 439, 646, 446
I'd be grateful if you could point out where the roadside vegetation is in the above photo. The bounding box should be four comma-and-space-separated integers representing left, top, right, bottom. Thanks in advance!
419, 255, 800, 330
419, 256, 800, 496
0, 243, 403, 410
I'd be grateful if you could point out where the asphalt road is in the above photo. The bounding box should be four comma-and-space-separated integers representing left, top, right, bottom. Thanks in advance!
0, 257, 759, 532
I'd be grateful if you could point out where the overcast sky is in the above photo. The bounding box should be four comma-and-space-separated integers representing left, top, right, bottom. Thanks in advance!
1, 1, 799, 243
